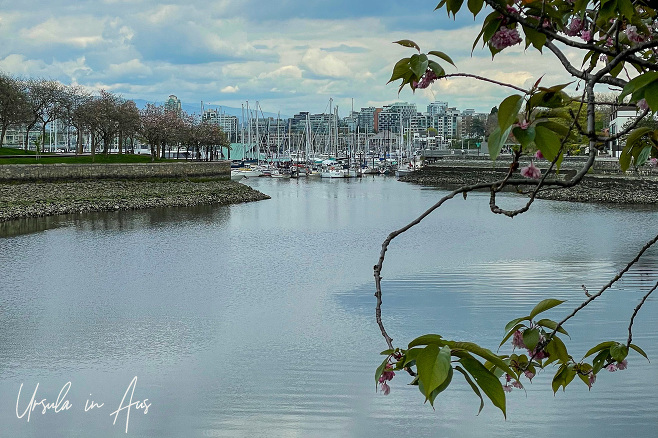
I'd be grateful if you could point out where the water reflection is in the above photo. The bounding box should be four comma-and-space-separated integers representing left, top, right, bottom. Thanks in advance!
0, 177, 656, 437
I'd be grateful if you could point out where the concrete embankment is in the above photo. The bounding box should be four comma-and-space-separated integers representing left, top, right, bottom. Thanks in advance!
0, 179, 270, 222
399, 157, 658, 204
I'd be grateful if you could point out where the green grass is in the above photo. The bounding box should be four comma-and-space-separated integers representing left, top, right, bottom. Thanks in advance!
0, 153, 176, 165
0, 146, 40, 156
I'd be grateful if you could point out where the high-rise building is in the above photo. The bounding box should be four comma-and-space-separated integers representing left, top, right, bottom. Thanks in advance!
164, 95, 182, 115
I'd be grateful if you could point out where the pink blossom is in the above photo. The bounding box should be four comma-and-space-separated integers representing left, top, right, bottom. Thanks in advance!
581, 30, 592, 42
518, 119, 530, 129
490, 27, 522, 50
512, 380, 524, 389
502, 384, 513, 393
605, 363, 618, 372
588, 372, 596, 388
649, 157, 658, 167
625, 25, 645, 43
535, 150, 544, 160
565, 18, 583, 36
524, 370, 535, 380
379, 364, 395, 383
520, 161, 542, 179
381, 381, 391, 395
512, 330, 526, 349
415, 69, 438, 89
617, 359, 628, 370
638, 98, 649, 111
605, 37, 614, 47
530, 348, 548, 360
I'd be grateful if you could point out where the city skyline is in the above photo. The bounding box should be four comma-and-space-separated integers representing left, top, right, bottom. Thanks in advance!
1, 0, 585, 117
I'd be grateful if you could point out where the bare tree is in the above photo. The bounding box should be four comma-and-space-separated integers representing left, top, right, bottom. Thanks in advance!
0, 73, 29, 149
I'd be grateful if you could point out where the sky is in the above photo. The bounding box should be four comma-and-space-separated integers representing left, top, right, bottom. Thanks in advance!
0, 0, 591, 118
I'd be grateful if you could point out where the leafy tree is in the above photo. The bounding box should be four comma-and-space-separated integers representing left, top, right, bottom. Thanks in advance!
377, 0, 657, 415
0, 73, 29, 149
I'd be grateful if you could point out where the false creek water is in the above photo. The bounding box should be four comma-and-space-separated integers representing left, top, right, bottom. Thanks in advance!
0, 176, 657, 437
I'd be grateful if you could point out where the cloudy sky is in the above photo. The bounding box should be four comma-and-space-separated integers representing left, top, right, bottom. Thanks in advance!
0, 0, 588, 117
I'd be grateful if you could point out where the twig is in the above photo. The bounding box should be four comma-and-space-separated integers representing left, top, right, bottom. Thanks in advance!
627, 280, 658, 347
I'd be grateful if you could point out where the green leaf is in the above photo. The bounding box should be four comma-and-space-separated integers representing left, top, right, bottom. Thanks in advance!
450, 341, 517, 378
629, 343, 650, 361
417, 345, 452, 401
419, 366, 453, 406
617, 0, 635, 18
505, 316, 530, 333
428, 50, 456, 67
552, 364, 566, 394
467, 0, 484, 16
380, 349, 394, 355
592, 349, 609, 374
535, 319, 569, 336
455, 365, 485, 414
512, 126, 536, 150
459, 355, 507, 418
409, 54, 429, 79
408, 334, 445, 349
403, 347, 421, 367
609, 59, 624, 78
619, 72, 658, 102
522, 25, 546, 52
488, 125, 513, 161
387, 57, 411, 84
643, 81, 658, 112
498, 95, 524, 131
620, 144, 633, 172
636, 145, 653, 167
427, 60, 446, 78
446, 0, 465, 17
523, 328, 540, 351
626, 127, 654, 149
529, 298, 566, 320
610, 343, 629, 362
584, 341, 617, 358
393, 40, 420, 51
375, 357, 389, 387
544, 335, 569, 365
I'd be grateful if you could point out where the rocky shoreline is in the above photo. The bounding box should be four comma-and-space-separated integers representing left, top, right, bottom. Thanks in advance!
0, 179, 270, 222
399, 163, 658, 205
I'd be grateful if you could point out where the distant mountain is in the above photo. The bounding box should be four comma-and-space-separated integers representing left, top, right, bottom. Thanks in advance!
131, 99, 287, 122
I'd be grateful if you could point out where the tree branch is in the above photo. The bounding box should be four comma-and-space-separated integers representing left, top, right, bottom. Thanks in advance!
627, 280, 658, 348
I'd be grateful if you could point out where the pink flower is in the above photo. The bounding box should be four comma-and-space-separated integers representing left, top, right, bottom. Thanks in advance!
520, 161, 542, 179
581, 30, 592, 42
649, 157, 658, 167
617, 359, 628, 370
512, 380, 523, 389
415, 69, 438, 89
512, 330, 526, 349
638, 98, 649, 111
381, 381, 391, 395
502, 384, 513, 393
490, 27, 522, 50
535, 150, 544, 160
524, 370, 535, 380
518, 119, 530, 129
530, 348, 548, 360
605, 363, 618, 372
625, 25, 645, 43
588, 372, 596, 388
565, 18, 583, 36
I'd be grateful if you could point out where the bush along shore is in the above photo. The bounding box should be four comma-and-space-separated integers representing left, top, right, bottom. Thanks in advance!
399, 162, 658, 205
0, 179, 270, 222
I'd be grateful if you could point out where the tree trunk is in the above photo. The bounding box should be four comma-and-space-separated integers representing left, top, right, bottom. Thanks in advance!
0, 125, 6, 148
118, 131, 124, 155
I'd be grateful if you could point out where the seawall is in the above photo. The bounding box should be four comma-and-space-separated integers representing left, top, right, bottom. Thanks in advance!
0, 160, 230, 182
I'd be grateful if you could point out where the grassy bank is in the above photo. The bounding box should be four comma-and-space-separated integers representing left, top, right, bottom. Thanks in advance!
0, 151, 175, 165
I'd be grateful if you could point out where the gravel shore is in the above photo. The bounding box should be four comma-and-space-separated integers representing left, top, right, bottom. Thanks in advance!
0, 179, 270, 222
399, 163, 658, 205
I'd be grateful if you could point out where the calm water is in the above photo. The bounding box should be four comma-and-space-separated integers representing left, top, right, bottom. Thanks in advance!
0, 177, 657, 437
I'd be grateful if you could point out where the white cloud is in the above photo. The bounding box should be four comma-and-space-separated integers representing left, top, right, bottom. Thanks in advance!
221, 85, 239, 93
301, 48, 351, 78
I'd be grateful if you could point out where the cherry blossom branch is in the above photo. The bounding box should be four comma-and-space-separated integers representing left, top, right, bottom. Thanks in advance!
627, 280, 658, 348
438, 73, 530, 94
